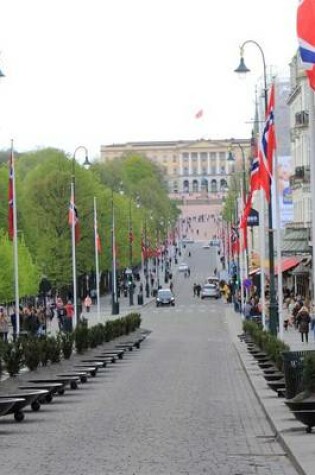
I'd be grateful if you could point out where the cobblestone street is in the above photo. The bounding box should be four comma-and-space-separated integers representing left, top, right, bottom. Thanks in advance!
0, 243, 299, 475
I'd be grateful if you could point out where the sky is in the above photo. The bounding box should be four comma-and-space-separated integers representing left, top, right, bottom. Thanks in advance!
0, 0, 298, 162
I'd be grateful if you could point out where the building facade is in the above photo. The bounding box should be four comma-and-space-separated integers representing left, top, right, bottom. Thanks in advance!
100, 139, 251, 196
288, 53, 311, 227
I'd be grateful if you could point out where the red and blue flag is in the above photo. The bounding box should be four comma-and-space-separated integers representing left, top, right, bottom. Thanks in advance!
297, 0, 315, 89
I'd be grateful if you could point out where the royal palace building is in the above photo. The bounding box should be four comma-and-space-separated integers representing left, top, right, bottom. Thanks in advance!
100, 138, 251, 196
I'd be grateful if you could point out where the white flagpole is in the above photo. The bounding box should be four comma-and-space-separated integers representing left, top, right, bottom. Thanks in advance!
274, 153, 283, 339
309, 90, 315, 306
94, 197, 101, 322
259, 189, 266, 329
11, 140, 20, 336
70, 181, 77, 329
238, 196, 245, 316
112, 196, 118, 311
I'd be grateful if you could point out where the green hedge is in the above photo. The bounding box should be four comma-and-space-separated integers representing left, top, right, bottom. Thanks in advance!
0, 312, 142, 376
243, 320, 289, 371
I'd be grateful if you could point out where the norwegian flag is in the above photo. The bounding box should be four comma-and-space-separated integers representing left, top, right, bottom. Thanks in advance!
297, 0, 315, 90
8, 148, 14, 240
258, 83, 276, 202
240, 193, 252, 251
68, 186, 81, 243
231, 226, 240, 255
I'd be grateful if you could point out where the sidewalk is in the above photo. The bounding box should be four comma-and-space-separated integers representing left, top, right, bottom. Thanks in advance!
227, 304, 315, 475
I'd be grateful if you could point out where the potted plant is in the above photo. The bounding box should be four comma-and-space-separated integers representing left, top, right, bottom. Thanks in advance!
2, 341, 24, 376
47, 336, 61, 363
22, 338, 41, 371
60, 332, 74, 359
74, 324, 89, 354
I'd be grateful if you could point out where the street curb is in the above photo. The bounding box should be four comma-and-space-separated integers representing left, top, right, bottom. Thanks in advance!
226, 306, 307, 475
233, 339, 306, 475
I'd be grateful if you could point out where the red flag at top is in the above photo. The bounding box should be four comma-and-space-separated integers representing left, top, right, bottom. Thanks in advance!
195, 109, 203, 119
8, 148, 14, 240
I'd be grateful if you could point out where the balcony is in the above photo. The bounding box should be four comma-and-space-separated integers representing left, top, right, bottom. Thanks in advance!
289, 166, 310, 188
295, 111, 309, 127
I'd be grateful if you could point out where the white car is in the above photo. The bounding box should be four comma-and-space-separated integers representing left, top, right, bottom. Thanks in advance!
178, 263, 189, 272
200, 284, 220, 299
202, 244, 210, 249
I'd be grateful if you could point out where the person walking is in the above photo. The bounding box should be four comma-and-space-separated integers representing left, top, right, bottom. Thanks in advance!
193, 283, 197, 297
64, 300, 75, 332
297, 303, 311, 343
84, 295, 92, 313
0, 307, 9, 342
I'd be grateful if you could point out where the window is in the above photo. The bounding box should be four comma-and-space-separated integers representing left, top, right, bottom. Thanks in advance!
191, 152, 198, 161
200, 152, 207, 161
210, 179, 217, 193
210, 152, 216, 160
192, 180, 199, 192
182, 153, 189, 162
183, 167, 189, 175
201, 167, 207, 175
173, 167, 178, 175
172, 155, 177, 163
192, 168, 197, 175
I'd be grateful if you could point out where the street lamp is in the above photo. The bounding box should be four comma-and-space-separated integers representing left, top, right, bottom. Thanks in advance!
111, 189, 120, 315
234, 40, 277, 336
71, 146, 91, 329
127, 197, 134, 305
144, 214, 150, 298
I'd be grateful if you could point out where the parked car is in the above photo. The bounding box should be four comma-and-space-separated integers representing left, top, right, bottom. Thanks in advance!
178, 263, 189, 272
200, 284, 220, 299
209, 239, 221, 247
207, 276, 220, 286
202, 244, 210, 249
156, 288, 175, 307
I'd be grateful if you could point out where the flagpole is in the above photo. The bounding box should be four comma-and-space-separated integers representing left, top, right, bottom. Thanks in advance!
94, 197, 101, 322
111, 191, 119, 315
258, 189, 266, 329
238, 196, 245, 317
274, 150, 283, 339
11, 140, 20, 336
70, 181, 78, 329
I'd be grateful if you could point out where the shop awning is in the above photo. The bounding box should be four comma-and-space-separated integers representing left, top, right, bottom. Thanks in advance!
249, 257, 301, 277
274, 257, 301, 275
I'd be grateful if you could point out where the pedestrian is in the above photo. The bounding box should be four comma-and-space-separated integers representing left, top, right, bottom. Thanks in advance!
297, 303, 311, 343
64, 300, 74, 332
56, 296, 65, 331
244, 300, 252, 320
196, 284, 201, 297
187, 268, 190, 277
84, 295, 92, 313
170, 281, 174, 292
310, 302, 315, 341
90, 288, 97, 305
0, 307, 9, 342
193, 283, 197, 297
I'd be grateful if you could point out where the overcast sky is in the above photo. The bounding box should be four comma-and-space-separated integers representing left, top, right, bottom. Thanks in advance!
0, 0, 298, 162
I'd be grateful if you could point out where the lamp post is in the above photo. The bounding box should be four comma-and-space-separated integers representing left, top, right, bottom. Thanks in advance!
128, 197, 134, 305
144, 214, 150, 298
71, 146, 91, 329
234, 40, 278, 336
231, 139, 249, 280
111, 189, 119, 315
